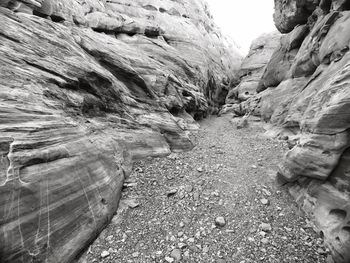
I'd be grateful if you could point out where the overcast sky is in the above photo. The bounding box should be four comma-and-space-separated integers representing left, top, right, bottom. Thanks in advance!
206, 0, 276, 54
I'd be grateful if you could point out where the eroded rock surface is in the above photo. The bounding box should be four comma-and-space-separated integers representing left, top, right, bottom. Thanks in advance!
0, 1, 241, 262
230, 1, 350, 262
225, 32, 281, 105
221, 32, 281, 117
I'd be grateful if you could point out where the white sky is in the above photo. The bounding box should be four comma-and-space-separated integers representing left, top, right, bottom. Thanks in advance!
206, 0, 276, 55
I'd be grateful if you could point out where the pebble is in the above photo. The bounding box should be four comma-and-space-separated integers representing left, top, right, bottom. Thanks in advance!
259, 231, 267, 237
261, 238, 269, 244
188, 237, 195, 243
215, 217, 226, 227
165, 256, 174, 263
260, 223, 272, 232
167, 189, 178, 197
262, 188, 272, 196
203, 246, 209, 253
125, 199, 140, 209
260, 198, 270, 205
184, 251, 190, 258
100, 251, 110, 258
178, 243, 187, 249
185, 185, 193, 193
193, 192, 200, 201
171, 249, 182, 261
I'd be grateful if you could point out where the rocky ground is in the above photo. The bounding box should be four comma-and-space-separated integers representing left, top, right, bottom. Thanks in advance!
80, 116, 328, 263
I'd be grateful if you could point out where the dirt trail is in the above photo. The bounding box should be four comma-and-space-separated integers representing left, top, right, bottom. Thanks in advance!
82, 116, 327, 263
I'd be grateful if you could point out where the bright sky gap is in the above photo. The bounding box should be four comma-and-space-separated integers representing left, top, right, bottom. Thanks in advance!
206, 0, 276, 55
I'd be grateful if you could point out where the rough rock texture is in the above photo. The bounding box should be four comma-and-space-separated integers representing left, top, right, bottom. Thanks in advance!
225, 32, 281, 104
236, 1, 350, 262
273, 0, 320, 33
0, 1, 241, 262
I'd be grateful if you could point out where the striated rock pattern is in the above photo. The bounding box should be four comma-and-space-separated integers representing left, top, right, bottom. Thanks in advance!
232, 0, 350, 262
0, 1, 241, 262
225, 32, 281, 104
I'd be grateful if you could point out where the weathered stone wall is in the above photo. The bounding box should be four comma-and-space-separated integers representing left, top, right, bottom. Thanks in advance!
0, 1, 242, 262
228, 1, 350, 262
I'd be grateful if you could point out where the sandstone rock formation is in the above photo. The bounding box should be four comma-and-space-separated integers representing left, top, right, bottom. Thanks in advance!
0, 1, 241, 262
230, 1, 350, 262
226, 32, 281, 104
221, 32, 280, 116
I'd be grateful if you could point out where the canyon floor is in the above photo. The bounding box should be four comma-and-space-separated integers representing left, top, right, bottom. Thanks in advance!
80, 116, 328, 263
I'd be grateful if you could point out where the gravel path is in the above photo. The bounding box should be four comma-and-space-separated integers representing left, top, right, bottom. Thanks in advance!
81, 116, 327, 263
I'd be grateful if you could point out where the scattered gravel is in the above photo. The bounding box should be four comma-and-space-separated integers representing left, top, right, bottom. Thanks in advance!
80, 116, 327, 263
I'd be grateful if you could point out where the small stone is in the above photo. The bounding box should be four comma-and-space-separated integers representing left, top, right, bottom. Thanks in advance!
285, 227, 292, 232
167, 189, 178, 197
197, 167, 204, 172
132, 252, 140, 258
317, 248, 327, 255
262, 189, 272, 196
215, 217, 226, 227
259, 231, 266, 237
171, 249, 182, 261
260, 198, 270, 205
187, 237, 195, 243
203, 246, 209, 253
184, 251, 190, 258
165, 256, 174, 263
177, 232, 184, 237
211, 191, 220, 197
179, 222, 185, 228
100, 251, 110, 258
261, 238, 269, 244
125, 199, 140, 209
260, 223, 272, 232
193, 192, 200, 201
185, 185, 193, 193
252, 165, 258, 169
178, 243, 187, 249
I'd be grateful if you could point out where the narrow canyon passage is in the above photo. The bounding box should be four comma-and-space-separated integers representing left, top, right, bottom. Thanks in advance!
82, 116, 327, 263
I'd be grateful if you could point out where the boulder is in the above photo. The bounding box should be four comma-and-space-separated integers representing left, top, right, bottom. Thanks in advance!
273, 0, 319, 33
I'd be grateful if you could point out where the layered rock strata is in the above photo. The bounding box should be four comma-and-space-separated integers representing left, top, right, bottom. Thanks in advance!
0, 1, 241, 262
221, 32, 280, 116
228, 1, 350, 262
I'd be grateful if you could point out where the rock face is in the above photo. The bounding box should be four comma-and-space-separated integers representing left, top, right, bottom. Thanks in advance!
221, 32, 280, 117
226, 32, 281, 104
233, 1, 350, 262
0, 1, 241, 262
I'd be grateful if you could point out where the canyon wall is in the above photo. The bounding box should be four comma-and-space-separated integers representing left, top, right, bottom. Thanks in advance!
226, 1, 350, 262
0, 1, 242, 262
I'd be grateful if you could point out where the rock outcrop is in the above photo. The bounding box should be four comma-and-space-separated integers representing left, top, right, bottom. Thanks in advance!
231, 1, 350, 262
221, 32, 280, 116
0, 1, 241, 262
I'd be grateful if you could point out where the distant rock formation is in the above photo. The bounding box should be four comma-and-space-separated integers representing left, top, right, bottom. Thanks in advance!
0, 1, 241, 262
225, 1, 350, 262
221, 32, 281, 116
